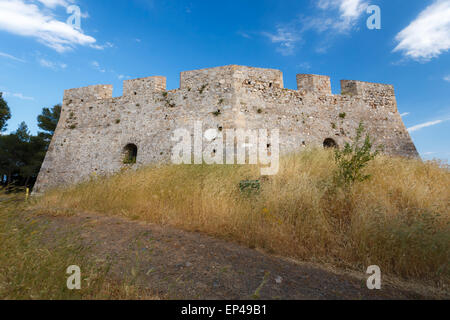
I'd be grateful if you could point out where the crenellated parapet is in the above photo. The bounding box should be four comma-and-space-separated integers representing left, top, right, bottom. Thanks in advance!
63, 85, 113, 102
123, 76, 167, 96
341, 80, 395, 97
180, 65, 284, 91
62, 66, 399, 102
297, 74, 331, 95
234, 65, 284, 89
180, 65, 237, 90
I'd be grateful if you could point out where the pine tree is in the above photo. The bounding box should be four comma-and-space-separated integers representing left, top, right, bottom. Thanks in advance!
0, 92, 11, 132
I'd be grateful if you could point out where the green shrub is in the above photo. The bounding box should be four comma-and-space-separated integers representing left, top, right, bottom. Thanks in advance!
239, 180, 261, 196
334, 123, 382, 187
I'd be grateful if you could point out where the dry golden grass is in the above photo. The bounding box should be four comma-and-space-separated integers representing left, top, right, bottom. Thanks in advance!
34, 149, 450, 286
0, 195, 159, 300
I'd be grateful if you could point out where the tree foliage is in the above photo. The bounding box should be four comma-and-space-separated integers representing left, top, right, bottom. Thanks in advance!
0, 92, 11, 132
37, 104, 61, 141
0, 103, 60, 189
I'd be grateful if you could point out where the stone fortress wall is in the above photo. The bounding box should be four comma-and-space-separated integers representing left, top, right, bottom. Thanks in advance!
34, 65, 418, 193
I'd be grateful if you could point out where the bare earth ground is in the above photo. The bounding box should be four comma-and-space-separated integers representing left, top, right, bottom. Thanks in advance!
28, 211, 447, 300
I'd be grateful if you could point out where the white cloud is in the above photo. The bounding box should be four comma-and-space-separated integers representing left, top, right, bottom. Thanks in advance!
0, 51, 25, 62
263, 0, 368, 55
314, 0, 368, 32
444, 75, 450, 82
39, 58, 53, 68
0, 0, 97, 52
297, 62, 312, 70
3, 91, 34, 100
237, 31, 251, 39
394, 0, 450, 61
400, 112, 410, 117
94, 41, 114, 50
262, 27, 300, 56
408, 119, 447, 132
91, 60, 105, 73
118, 74, 131, 80
39, 58, 67, 70
36, 0, 69, 8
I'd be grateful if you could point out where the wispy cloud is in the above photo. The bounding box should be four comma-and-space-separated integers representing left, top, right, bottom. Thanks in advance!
315, 0, 369, 32
408, 119, 447, 132
3, 91, 34, 100
400, 112, 410, 117
262, 0, 368, 55
444, 75, 450, 82
237, 31, 251, 39
262, 27, 300, 56
0, 51, 25, 62
36, 0, 69, 8
394, 0, 450, 61
39, 58, 67, 70
0, 0, 97, 52
297, 62, 312, 70
91, 61, 106, 73
91, 41, 114, 50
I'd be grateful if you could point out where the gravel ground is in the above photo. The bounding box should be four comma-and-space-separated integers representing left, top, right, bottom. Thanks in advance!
30, 211, 447, 300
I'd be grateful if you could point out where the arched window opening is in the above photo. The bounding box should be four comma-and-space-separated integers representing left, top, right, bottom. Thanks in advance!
123, 144, 138, 164
323, 138, 338, 149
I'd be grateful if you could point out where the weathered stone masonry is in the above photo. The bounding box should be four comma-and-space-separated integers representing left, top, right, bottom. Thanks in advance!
34, 65, 418, 193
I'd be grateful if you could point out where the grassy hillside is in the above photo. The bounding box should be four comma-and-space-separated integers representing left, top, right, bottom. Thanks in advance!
33, 149, 449, 286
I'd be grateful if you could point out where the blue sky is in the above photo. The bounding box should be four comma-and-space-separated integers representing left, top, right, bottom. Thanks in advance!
0, 0, 449, 161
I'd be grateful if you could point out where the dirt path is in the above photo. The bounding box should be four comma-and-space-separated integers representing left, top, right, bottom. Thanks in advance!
33, 211, 443, 300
